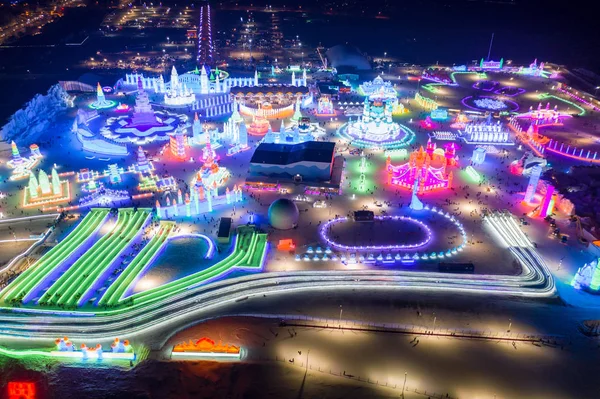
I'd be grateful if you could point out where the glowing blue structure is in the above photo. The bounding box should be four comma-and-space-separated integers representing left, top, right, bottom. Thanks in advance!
430, 108, 448, 120
523, 164, 542, 204
409, 178, 424, 211
472, 147, 487, 165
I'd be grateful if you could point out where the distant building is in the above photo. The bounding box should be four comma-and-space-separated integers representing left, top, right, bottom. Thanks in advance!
326, 44, 371, 71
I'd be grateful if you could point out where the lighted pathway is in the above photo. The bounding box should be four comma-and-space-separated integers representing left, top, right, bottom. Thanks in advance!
0, 212, 555, 341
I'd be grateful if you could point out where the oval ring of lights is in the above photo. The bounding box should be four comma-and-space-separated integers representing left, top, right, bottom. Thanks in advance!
461, 95, 519, 112
320, 215, 432, 251
317, 206, 468, 261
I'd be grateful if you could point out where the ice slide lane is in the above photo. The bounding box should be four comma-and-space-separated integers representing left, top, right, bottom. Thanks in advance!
38, 210, 134, 306
71, 209, 152, 307
129, 229, 265, 307
0, 209, 110, 304
99, 222, 175, 308
55, 209, 150, 307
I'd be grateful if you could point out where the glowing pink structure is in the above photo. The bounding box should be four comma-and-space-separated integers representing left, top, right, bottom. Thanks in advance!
539, 185, 555, 218
420, 116, 438, 130
386, 142, 455, 194
517, 102, 571, 125
509, 107, 599, 163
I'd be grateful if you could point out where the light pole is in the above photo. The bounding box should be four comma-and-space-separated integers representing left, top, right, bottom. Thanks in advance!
339, 305, 343, 327
306, 349, 310, 370
401, 372, 407, 398
595, 86, 600, 97
249, 39, 252, 60
507, 319, 512, 333
432, 313, 436, 331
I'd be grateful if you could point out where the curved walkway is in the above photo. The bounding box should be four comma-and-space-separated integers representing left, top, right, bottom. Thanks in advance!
0, 212, 555, 340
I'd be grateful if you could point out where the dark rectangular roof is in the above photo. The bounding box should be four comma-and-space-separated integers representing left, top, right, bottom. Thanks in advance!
218, 217, 232, 238
250, 141, 335, 165
230, 85, 309, 94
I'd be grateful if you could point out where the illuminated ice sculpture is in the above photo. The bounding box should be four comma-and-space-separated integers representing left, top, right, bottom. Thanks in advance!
89, 83, 116, 110
23, 168, 70, 208
316, 96, 335, 116
479, 58, 504, 70
430, 108, 448, 120
343, 97, 404, 145
523, 164, 542, 204
415, 92, 438, 110
247, 114, 272, 136
164, 66, 196, 106
360, 75, 393, 95
572, 258, 600, 291
191, 112, 208, 145
409, 178, 424, 211
517, 59, 548, 78
386, 143, 455, 194
538, 184, 555, 218
101, 78, 187, 145
169, 125, 188, 159
193, 145, 230, 191
517, 102, 570, 125
156, 184, 242, 219
6, 141, 43, 181
461, 116, 513, 145
263, 117, 323, 145
472, 147, 487, 165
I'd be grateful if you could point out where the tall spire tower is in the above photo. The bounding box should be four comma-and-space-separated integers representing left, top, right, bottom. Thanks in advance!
170, 66, 180, 92
197, 4, 214, 66
10, 141, 23, 165
96, 82, 106, 103
200, 65, 209, 94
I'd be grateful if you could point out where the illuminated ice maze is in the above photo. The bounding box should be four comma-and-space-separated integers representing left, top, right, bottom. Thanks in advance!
0, 211, 553, 339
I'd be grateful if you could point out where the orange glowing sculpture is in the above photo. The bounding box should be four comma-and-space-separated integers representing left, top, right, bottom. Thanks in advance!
173, 337, 240, 354
277, 239, 296, 251
247, 114, 271, 136
451, 112, 469, 129
7, 382, 36, 399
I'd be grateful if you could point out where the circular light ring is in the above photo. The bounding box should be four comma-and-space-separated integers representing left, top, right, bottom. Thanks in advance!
461, 96, 519, 112
336, 123, 416, 150
320, 215, 432, 251
89, 100, 117, 110
319, 207, 468, 261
